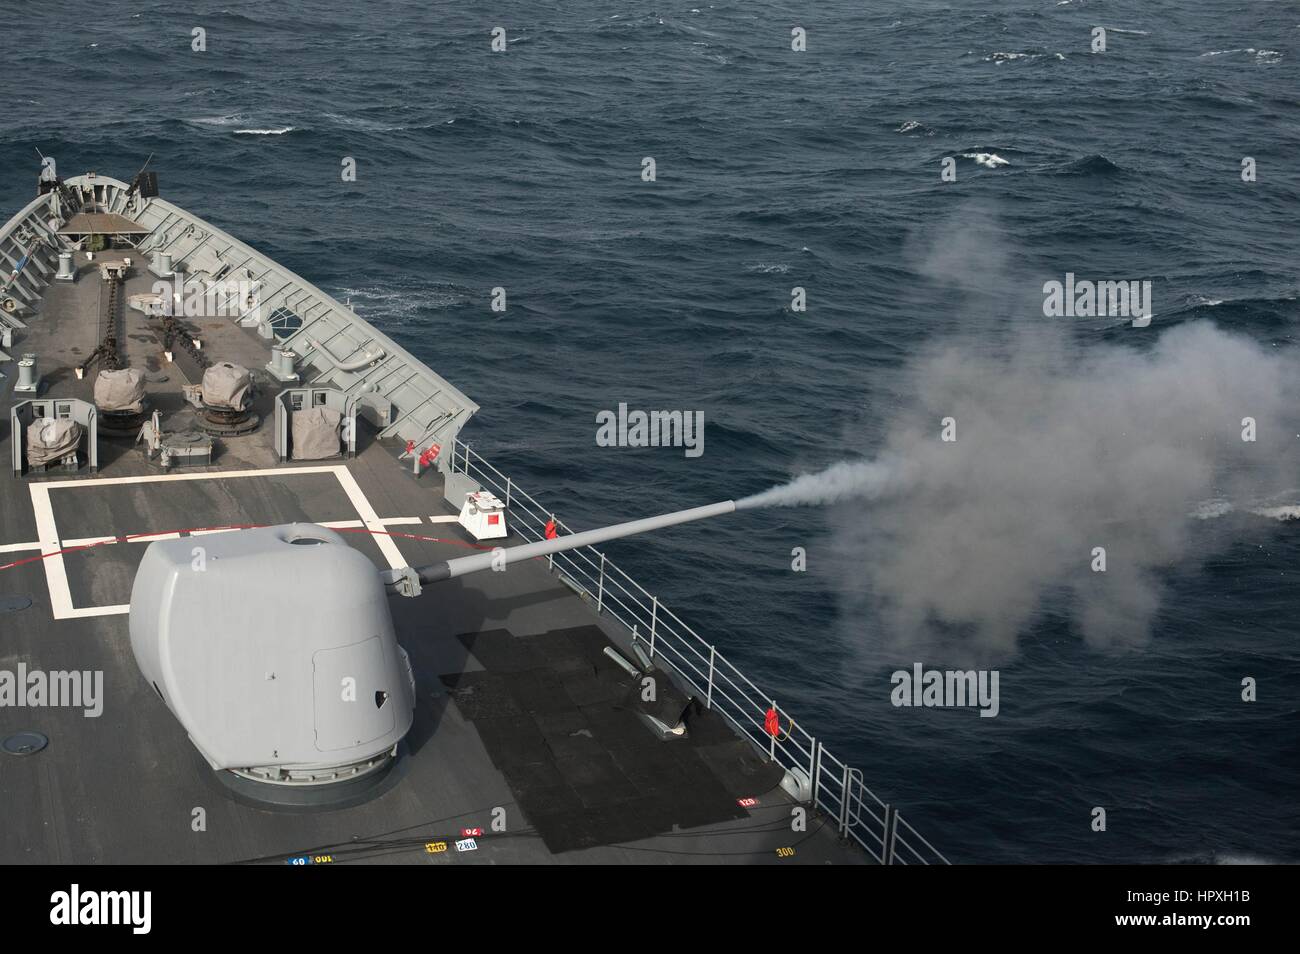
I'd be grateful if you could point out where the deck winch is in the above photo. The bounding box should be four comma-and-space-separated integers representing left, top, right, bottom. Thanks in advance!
185, 360, 260, 435
92, 366, 148, 435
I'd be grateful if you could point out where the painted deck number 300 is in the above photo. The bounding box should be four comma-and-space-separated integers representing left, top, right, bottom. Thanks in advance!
776, 846, 796, 858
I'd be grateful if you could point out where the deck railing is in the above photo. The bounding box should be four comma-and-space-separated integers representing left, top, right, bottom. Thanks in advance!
447, 440, 951, 865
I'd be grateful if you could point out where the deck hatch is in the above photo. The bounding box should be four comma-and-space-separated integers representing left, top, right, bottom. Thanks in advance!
269, 306, 304, 338
312, 636, 397, 752
2, 731, 48, 756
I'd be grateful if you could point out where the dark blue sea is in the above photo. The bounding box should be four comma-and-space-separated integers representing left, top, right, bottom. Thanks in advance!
4, 0, 1297, 863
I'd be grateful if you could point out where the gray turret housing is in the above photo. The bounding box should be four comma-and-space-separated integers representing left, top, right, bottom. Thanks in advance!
129, 524, 415, 799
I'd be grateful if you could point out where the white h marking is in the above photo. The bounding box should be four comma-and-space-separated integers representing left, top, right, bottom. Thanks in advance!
26, 465, 412, 619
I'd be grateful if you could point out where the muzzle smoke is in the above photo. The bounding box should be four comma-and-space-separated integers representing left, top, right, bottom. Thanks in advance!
741, 322, 1298, 653
736, 458, 908, 509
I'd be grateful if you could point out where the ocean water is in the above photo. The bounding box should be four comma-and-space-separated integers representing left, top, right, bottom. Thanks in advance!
3, 0, 1297, 863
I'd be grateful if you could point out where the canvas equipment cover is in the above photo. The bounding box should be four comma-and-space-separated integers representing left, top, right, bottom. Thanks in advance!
291, 406, 342, 459
93, 367, 146, 413
202, 362, 252, 410
26, 417, 83, 465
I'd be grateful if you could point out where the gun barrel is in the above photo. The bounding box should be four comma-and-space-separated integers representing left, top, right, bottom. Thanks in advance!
412, 499, 737, 584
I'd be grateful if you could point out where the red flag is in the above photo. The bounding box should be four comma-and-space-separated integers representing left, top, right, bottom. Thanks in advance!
544, 519, 558, 540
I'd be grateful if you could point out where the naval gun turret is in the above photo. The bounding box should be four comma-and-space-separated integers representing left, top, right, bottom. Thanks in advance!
128, 500, 738, 806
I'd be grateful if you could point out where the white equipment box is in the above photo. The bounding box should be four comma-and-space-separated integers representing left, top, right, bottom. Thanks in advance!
458, 491, 508, 540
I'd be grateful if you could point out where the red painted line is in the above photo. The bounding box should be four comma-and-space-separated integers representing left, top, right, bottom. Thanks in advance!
330, 526, 497, 552
0, 525, 498, 573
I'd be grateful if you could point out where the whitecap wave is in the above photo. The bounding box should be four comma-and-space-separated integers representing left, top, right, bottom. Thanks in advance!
330, 284, 468, 319
187, 114, 243, 127
1190, 496, 1300, 521
962, 152, 1009, 168
1249, 505, 1300, 521
1202, 48, 1282, 62
234, 127, 295, 135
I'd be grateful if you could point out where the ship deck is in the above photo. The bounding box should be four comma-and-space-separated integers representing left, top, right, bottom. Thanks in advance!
0, 246, 865, 864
